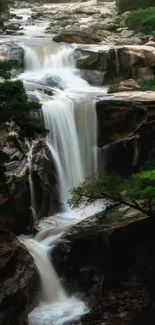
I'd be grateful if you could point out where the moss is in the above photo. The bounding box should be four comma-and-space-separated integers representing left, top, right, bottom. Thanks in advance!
119, 7, 155, 35
116, 0, 155, 14
108, 78, 124, 93
140, 76, 155, 90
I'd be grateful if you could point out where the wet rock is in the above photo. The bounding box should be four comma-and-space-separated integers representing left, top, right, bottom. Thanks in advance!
53, 30, 101, 44
0, 226, 40, 325
43, 75, 66, 90
1, 126, 59, 234
0, 42, 24, 71
74, 45, 155, 82
80, 69, 105, 86
5, 23, 21, 31
52, 204, 155, 292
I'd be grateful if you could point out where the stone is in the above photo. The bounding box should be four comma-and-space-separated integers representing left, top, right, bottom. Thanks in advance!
5, 23, 21, 31
96, 92, 155, 174
120, 29, 134, 38
53, 30, 101, 44
42, 75, 66, 90
0, 42, 24, 69
145, 41, 155, 48
89, 19, 116, 31
51, 203, 154, 294
108, 79, 141, 93
74, 45, 155, 82
0, 225, 40, 325
80, 69, 105, 86
0, 129, 60, 234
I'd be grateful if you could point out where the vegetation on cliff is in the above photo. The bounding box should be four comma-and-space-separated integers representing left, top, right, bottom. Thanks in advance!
140, 76, 155, 91
0, 0, 8, 12
116, 0, 155, 13
69, 150, 155, 218
118, 7, 155, 35
0, 61, 47, 138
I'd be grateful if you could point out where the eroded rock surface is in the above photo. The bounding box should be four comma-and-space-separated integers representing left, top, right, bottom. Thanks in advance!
0, 124, 59, 234
0, 224, 40, 325
75, 45, 155, 82
51, 205, 155, 324
97, 92, 155, 174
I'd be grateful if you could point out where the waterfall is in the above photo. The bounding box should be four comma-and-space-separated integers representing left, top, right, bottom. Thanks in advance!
17, 44, 107, 325
19, 232, 87, 325
20, 45, 98, 201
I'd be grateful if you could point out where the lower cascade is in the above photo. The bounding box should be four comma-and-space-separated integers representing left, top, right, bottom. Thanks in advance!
20, 233, 87, 325
18, 44, 105, 324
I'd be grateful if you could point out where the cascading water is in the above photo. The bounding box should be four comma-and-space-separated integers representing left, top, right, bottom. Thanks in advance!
18, 44, 106, 325
20, 233, 87, 325
20, 45, 98, 201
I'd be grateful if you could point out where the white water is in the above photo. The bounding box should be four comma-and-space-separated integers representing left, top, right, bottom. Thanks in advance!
18, 44, 106, 325
19, 45, 99, 200
20, 234, 87, 325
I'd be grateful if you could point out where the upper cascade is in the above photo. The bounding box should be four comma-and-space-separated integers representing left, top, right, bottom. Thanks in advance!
19, 44, 98, 201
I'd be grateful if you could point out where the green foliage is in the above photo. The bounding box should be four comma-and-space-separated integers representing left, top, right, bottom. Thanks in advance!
68, 173, 123, 208
0, 0, 8, 12
119, 7, 155, 35
0, 79, 47, 138
140, 76, 155, 91
69, 158, 155, 217
116, 0, 155, 13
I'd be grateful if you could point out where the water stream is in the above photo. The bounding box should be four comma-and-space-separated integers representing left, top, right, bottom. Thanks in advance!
17, 43, 106, 325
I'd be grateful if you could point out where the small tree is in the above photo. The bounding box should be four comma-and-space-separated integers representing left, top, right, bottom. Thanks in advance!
69, 151, 155, 218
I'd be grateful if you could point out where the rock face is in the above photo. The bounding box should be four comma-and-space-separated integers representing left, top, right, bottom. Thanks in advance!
96, 91, 155, 175
0, 42, 24, 76
74, 45, 155, 82
0, 125, 59, 234
52, 205, 155, 324
0, 224, 40, 325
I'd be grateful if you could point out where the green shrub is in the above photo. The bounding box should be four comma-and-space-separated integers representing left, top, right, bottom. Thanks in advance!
119, 7, 155, 35
0, 0, 8, 12
117, 0, 155, 13
0, 80, 47, 138
140, 76, 155, 90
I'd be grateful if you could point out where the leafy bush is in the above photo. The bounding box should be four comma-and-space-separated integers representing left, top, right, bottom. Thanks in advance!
0, 80, 47, 138
119, 7, 155, 35
140, 76, 155, 90
117, 0, 155, 13
0, 0, 8, 12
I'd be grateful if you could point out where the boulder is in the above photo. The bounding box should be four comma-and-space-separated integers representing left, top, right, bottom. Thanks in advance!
53, 30, 101, 44
80, 69, 105, 86
42, 74, 66, 90
51, 204, 155, 325
0, 42, 24, 75
74, 45, 155, 82
0, 224, 40, 325
108, 79, 141, 93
